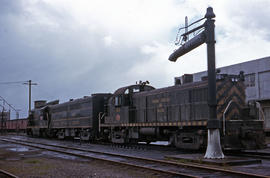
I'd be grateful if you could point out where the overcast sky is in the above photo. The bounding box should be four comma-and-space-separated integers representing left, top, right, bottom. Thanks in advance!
1, 0, 270, 118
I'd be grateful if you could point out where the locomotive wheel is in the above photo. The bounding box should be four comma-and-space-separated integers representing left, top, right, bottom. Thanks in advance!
57, 130, 65, 139
45, 129, 54, 138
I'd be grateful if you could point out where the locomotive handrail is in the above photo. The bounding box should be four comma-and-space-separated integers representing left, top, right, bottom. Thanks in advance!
98, 112, 106, 132
255, 102, 265, 121
223, 100, 234, 135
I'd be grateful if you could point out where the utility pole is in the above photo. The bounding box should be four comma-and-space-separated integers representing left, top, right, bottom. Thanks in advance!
16, 110, 19, 119
23, 80, 37, 116
16, 109, 20, 119
1, 108, 3, 134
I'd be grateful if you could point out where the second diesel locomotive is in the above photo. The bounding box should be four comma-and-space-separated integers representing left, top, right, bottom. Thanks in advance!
27, 73, 265, 150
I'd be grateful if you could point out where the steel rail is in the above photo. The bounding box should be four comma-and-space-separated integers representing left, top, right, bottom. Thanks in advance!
0, 169, 19, 178
0, 138, 199, 178
228, 151, 270, 160
2, 137, 269, 178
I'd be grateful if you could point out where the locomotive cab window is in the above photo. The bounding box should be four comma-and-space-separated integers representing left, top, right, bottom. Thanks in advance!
115, 96, 122, 106
43, 113, 48, 120
133, 88, 140, 93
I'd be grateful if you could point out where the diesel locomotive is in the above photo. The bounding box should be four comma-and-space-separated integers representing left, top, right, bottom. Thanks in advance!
27, 73, 265, 150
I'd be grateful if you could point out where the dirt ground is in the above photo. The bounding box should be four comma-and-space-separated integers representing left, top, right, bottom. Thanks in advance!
2, 135, 270, 177
0, 142, 163, 178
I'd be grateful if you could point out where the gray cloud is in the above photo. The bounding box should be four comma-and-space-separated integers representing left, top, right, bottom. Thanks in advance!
1, 0, 270, 118
225, 1, 270, 39
0, 0, 151, 117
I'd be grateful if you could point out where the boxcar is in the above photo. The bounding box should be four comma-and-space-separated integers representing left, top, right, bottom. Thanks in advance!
5, 119, 27, 132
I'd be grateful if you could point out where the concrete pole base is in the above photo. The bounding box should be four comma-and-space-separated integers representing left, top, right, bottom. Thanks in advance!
204, 129, 224, 159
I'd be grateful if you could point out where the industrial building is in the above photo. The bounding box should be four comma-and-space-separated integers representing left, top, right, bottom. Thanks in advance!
177, 56, 270, 131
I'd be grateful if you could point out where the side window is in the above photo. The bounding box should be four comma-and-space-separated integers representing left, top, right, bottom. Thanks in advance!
245, 73, 255, 87
133, 88, 140, 93
114, 96, 122, 106
115, 97, 118, 106
43, 110, 48, 120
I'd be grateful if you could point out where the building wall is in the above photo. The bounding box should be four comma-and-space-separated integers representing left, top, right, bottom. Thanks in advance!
188, 56, 270, 130
193, 56, 270, 102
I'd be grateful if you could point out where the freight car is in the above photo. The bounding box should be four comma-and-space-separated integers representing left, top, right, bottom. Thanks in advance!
27, 73, 265, 150
3, 118, 27, 133
7, 119, 27, 132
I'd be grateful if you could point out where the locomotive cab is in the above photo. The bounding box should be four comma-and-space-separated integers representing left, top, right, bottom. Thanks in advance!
27, 106, 50, 137
104, 82, 155, 143
107, 82, 155, 123
113, 82, 154, 106
26, 100, 57, 137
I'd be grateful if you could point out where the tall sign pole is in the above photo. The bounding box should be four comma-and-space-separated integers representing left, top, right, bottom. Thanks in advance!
169, 7, 224, 159
23, 80, 37, 116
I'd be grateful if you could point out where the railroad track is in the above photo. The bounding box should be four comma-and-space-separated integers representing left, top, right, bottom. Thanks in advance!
1, 137, 269, 178
0, 169, 19, 178
107, 141, 177, 152
230, 150, 270, 160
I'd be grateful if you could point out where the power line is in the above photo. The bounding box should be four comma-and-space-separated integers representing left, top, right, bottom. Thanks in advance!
0, 96, 20, 119
0, 79, 37, 119
0, 96, 19, 112
0, 81, 28, 85
0, 103, 4, 110
0, 79, 38, 117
